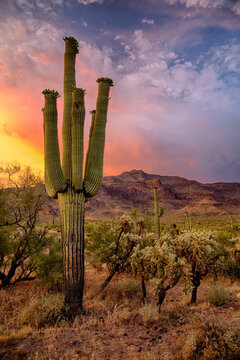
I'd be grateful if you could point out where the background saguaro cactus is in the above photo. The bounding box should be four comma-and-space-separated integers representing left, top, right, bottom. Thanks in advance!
42, 37, 113, 315
154, 184, 164, 240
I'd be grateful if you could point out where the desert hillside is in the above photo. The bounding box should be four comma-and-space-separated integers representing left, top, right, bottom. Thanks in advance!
40, 169, 240, 221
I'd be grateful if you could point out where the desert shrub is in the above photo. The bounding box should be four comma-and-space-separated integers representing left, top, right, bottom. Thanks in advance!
139, 303, 159, 324
90, 261, 103, 271
212, 234, 239, 279
231, 236, 240, 278
177, 314, 240, 360
86, 220, 117, 269
161, 222, 180, 237
20, 293, 63, 328
87, 216, 144, 290
87, 218, 136, 269
117, 307, 131, 323
35, 236, 63, 290
208, 285, 230, 306
217, 231, 233, 245
101, 277, 141, 303
117, 277, 142, 299
41, 221, 60, 231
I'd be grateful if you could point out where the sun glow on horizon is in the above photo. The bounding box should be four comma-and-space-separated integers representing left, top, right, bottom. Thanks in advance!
0, 132, 43, 174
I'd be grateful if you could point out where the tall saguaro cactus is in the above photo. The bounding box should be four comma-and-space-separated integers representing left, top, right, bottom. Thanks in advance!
42, 37, 113, 314
154, 184, 164, 241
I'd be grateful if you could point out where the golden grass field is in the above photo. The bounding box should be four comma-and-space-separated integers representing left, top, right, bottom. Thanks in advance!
0, 265, 239, 360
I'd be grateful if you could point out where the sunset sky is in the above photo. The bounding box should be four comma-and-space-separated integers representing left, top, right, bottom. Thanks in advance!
0, 0, 240, 183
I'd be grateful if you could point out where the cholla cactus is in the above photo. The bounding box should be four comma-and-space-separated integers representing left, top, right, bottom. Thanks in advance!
131, 239, 185, 311
42, 37, 113, 314
154, 185, 164, 240
174, 230, 221, 303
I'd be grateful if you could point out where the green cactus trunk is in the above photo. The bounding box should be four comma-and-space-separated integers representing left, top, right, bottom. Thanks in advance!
58, 191, 85, 312
154, 187, 160, 240
42, 37, 113, 315
154, 186, 164, 241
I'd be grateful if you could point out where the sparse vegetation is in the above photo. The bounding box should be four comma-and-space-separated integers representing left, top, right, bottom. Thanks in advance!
0, 269, 239, 359
176, 314, 240, 360
20, 293, 64, 328
1, 164, 240, 359
208, 284, 230, 306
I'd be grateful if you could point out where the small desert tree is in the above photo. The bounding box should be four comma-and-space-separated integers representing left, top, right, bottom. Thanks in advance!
87, 215, 143, 290
0, 163, 49, 286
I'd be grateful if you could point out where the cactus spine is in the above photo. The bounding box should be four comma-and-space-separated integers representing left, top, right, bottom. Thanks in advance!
154, 184, 164, 240
42, 37, 113, 314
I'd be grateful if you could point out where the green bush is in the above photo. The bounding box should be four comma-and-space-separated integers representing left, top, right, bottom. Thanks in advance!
0, 163, 50, 286
86, 220, 117, 271
35, 236, 62, 290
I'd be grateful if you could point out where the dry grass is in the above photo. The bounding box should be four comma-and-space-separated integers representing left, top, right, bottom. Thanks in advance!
138, 303, 159, 324
208, 284, 230, 306
175, 313, 240, 360
0, 270, 239, 360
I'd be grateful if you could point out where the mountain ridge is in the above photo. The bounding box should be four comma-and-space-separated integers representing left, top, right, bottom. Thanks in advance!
41, 169, 240, 221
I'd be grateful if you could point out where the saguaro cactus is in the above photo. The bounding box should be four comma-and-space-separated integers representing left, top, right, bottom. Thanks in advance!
42, 37, 113, 314
154, 184, 164, 240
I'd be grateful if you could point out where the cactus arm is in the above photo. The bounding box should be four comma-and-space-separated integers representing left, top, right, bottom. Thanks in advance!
44, 164, 57, 198
72, 88, 85, 191
43, 110, 57, 198
159, 206, 164, 218
84, 110, 96, 177
43, 90, 67, 193
84, 78, 113, 198
62, 37, 79, 181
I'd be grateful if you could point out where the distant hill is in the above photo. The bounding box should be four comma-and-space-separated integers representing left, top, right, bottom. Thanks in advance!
40, 169, 240, 221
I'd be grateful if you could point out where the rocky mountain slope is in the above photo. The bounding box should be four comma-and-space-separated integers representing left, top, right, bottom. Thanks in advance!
41, 169, 240, 221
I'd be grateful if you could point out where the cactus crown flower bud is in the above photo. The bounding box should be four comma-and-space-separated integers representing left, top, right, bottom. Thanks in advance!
96, 77, 114, 86
63, 36, 79, 54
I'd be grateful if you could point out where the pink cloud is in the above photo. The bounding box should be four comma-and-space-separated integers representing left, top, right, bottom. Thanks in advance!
0, 12, 239, 182
165, 0, 240, 16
